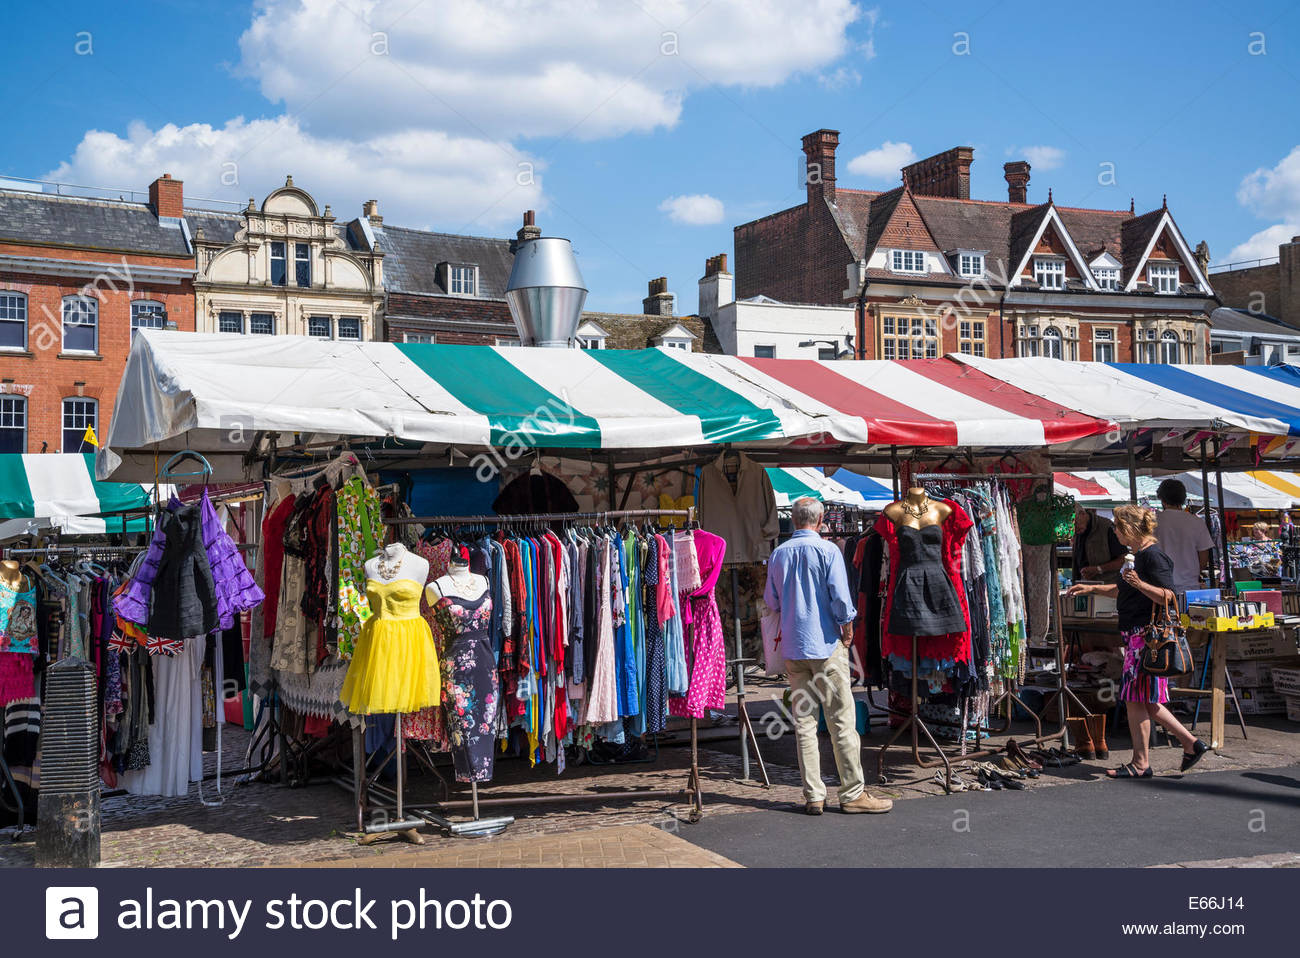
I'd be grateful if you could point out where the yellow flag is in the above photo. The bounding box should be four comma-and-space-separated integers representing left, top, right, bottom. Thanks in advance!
82, 426, 99, 447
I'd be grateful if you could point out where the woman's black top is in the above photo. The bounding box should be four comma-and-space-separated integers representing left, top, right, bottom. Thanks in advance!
1117, 544, 1176, 631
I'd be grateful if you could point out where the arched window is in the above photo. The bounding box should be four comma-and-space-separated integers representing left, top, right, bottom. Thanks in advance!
0, 291, 27, 351
1160, 330, 1181, 364
62, 397, 98, 453
1043, 326, 1063, 360
62, 296, 98, 354
0, 395, 26, 454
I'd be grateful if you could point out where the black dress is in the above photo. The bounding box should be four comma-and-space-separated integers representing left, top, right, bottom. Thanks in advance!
886, 524, 966, 636
148, 502, 218, 640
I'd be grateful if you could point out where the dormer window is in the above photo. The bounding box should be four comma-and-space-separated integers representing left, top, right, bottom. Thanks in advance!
1033, 257, 1065, 290
449, 264, 478, 296
1093, 267, 1119, 290
890, 250, 926, 273
958, 253, 984, 278
1149, 262, 1179, 294
652, 322, 697, 352
575, 320, 609, 350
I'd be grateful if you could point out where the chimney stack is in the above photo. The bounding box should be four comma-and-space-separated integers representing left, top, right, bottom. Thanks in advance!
148, 173, 184, 220
643, 277, 674, 316
901, 147, 974, 200
1004, 161, 1031, 204
363, 199, 382, 225
699, 254, 733, 323
801, 129, 839, 205
517, 209, 542, 246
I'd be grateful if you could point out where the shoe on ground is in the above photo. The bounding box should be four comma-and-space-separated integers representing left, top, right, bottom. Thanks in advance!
805, 801, 825, 816
841, 792, 893, 814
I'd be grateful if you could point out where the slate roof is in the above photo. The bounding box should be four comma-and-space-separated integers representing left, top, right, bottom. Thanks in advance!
1120, 208, 1166, 283
1006, 203, 1052, 276
375, 224, 515, 297
0, 189, 191, 257
185, 209, 242, 246
580, 311, 715, 351
1210, 307, 1300, 336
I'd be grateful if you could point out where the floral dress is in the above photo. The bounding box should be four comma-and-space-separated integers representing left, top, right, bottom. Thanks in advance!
432, 589, 499, 782
403, 538, 453, 749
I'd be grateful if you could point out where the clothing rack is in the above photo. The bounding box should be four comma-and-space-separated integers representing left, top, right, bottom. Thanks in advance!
879, 471, 1077, 792
383, 507, 696, 526
349, 505, 705, 840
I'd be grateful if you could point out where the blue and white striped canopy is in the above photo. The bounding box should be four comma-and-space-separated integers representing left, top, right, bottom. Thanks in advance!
957, 357, 1300, 439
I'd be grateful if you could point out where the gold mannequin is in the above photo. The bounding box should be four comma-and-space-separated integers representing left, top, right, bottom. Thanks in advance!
882, 486, 952, 530
0, 559, 24, 590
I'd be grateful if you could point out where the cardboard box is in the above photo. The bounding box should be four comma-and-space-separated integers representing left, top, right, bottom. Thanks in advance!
1228, 661, 1280, 688
1092, 595, 1117, 617
1271, 666, 1300, 697
1236, 687, 1288, 714
1286, 694, 1300, 723
1226, 628, 1299, 660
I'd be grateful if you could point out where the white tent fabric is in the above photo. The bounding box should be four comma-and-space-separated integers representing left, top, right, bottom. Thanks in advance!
1174, 472, 1298, 510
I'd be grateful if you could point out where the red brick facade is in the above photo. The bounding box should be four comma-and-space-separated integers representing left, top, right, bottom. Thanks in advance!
0, 214, 195, 453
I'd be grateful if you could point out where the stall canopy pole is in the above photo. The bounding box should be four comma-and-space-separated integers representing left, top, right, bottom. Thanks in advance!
1126, 435, 1138, 504
890, 446, 901, 499
1213, 436, 1231, 593
1200, 439, 1215, 590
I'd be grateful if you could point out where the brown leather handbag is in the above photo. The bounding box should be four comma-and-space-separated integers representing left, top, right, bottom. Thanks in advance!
1138, 598, 1193, 677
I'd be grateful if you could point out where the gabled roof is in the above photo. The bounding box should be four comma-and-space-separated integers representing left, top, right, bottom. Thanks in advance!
861, 188, 905, 258
0, 189, 192, 257
1121, 208, 1213, 295
1121, 208, 1165, 284
1008, 203, 1053, 278
1005, 203, 1099, 290
826, 189, 880, 256
373, 224, 515, 297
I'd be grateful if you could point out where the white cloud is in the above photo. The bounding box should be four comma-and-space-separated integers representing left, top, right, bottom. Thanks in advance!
1225, 147, 1300, 264
818, 66, 861, 90
45, 0, 861, 231
1016, 145, 1065, 171
846, 141, 916, 180
659, 193, 724, 225
42, 117, 543, 230
238, 0, 862, 140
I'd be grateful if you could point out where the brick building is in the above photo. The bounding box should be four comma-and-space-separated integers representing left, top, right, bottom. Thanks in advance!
1209, 236, 1300, 342
0, 177, 196, 453
730, 129, 1218, 362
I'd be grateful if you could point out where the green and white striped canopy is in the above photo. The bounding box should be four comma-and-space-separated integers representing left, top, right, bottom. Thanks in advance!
0, 454, 151, 521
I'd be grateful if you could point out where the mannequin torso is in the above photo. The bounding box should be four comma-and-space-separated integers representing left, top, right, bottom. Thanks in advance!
426, 561, 489, 604
363, 542, 430, 587
883, 486, 952, 530
0, 559, 24, 591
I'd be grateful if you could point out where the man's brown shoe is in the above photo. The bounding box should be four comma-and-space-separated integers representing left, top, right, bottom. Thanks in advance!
841, 792, 893, 814
805, 801, 825, 816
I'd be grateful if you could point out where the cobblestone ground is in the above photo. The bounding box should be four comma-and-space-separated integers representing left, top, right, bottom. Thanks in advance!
2, 687, 1297, 868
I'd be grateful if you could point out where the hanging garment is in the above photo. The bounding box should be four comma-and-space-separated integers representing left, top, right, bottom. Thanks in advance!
120, 636, 203, 798
643, 534, 668, 733
335, 476, 383, 659
405, 537, 454, 749
199, 490, 263, 632
148, 501, 219, 640
885, 524, 967, 636
0, 652, 34, 708
663, 533, 689, 695
669, 529, 727, 719
433, 589, 499, 782
493, 470, 580, 514
584, 537, 618, 724
0, 575, 38, 655
340, 578, 441, 715
696, 451, 779, 563
273, 495, 316, 675
874, 501, 975, 670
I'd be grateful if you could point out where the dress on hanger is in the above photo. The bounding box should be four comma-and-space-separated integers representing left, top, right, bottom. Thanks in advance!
340, 577, 441, 715
404, 537, 453, 749
0, 574, 38, 654
669, 529, 727, 719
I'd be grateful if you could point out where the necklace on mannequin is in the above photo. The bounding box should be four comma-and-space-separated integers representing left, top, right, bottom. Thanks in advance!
376, 543, 406, 580
901, 494, 930, 518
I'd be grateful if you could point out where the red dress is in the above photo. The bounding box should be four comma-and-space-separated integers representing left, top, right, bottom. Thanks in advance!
873, 501, 974, 667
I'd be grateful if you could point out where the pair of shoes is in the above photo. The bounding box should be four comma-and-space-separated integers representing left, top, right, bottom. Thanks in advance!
805, 800, 825, 815
1181, 739, 1210, 772
1087, 715, 1109, 760
978, 762, 1027, 790
1006, 739, 1043, 771
999, 756, 1039, 779
841, 792, 893, 814
1067, 717, 1095, 760
1106, 763, 1153, 779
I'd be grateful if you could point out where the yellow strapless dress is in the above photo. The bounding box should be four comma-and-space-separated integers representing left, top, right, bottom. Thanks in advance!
341, 578, 441, 715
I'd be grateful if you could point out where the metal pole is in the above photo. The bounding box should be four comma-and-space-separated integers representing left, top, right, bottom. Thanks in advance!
1126, 435, 1138, 503
890, 446, 901, 499
731, 566, 749, 780
1213, 437, 1232, 592
1200, 439, 1215, 589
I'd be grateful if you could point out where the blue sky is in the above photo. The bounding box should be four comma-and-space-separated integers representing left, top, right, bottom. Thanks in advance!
3, 0, 1300, 311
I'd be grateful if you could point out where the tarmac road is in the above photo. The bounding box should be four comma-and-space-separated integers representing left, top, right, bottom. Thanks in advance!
679, 763, 1300, 867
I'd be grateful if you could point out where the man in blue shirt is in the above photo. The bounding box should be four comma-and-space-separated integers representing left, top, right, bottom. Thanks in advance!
765, 498, 892, 816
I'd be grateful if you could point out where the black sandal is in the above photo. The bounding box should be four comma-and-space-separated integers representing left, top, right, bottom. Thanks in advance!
1107, 763, 1153, 779
1181, 739, 1209, 772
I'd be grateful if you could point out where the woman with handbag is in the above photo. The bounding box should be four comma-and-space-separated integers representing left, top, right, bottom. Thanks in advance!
1066, 505, 1209, 779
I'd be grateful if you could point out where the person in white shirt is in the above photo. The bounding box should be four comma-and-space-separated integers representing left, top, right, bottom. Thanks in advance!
1155, 479, 1214, 596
